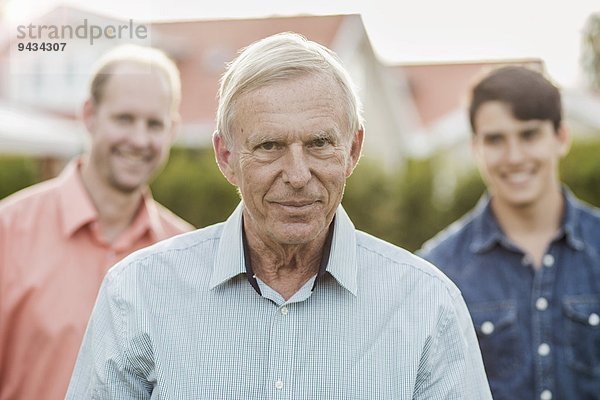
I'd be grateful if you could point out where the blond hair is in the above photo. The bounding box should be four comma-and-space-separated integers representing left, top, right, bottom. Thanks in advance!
89, 44, 181, 113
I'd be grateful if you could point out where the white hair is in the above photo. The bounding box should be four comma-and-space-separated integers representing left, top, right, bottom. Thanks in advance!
216, 32, 364, 147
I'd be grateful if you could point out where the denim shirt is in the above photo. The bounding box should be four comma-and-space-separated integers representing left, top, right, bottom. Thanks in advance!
419, 188, 600, 400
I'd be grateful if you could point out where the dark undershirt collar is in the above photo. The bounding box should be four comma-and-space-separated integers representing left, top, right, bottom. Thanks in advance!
242, 217, 335, 296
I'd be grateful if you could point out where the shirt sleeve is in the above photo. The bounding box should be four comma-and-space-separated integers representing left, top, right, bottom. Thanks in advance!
0, 216, 6, 391
66, 270, 154, 399
412, 290, 493, 399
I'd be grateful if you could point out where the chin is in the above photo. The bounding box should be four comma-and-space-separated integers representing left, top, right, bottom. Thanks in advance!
269, 224, 323, 245
498, 193, 539, 209
110, 178, 146, 194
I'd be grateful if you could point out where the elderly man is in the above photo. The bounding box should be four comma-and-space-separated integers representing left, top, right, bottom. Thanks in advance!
0, 45, 193, 400
420, 66, 600, 399
67, 33, 491, 399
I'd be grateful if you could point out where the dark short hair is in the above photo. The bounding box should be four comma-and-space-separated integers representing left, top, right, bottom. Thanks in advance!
468, 66, 562, 133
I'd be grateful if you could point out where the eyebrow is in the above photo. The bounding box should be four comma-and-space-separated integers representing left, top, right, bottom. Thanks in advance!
313, 128, 342, 143
479, 130, 503, 137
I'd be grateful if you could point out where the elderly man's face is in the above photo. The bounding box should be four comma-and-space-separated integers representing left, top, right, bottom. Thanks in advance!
216, 73, 362, 246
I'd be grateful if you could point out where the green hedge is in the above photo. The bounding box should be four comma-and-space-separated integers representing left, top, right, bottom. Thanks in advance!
2, 139, 599, 252
151, 148, 240, 228
0, 156, 40, 200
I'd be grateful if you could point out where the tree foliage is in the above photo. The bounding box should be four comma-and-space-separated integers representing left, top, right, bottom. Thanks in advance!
1, 139, 599, 252
0, 156, 39, 200
582, 12, 600, 90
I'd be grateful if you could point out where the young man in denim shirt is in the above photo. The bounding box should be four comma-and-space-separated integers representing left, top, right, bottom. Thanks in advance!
420, 66, 600, 400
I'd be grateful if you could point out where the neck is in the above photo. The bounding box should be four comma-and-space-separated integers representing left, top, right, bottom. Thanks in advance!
491, 186, 564, 268
244, 218, 329, 301
80, 159, 144, 244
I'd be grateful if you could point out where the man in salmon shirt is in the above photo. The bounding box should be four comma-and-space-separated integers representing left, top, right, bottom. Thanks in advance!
0, 45, 194, 400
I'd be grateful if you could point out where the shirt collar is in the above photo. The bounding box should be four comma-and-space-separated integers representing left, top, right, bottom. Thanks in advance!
325, 205, 358, 296
210, 203, 358, 296
58, 159, 99, 238
559, 186, 586, 251
57, 158, 163, 243
469, 194, 506, 253
470, 186, 586, 254
242, 216, 335, 296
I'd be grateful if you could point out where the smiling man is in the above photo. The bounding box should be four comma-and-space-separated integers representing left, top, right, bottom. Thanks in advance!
66, 33, 491, 399
420, 66, 600, 399
0, 45, 193, 400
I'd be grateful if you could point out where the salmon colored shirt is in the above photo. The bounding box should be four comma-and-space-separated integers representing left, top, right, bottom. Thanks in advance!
0, 159, 194, 400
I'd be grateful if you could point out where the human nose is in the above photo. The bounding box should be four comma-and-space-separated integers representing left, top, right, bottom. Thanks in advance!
505, 138, 525, 164
129, 120, 151, 148
281, 144, 311, 189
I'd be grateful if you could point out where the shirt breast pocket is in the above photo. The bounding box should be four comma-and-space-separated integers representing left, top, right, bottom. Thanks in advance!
469, 302, 522, 380
563, 295, 600, 377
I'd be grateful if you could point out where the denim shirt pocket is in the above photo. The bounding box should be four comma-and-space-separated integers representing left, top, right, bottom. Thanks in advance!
469, 301, 522, 380
562, 295, 600, 377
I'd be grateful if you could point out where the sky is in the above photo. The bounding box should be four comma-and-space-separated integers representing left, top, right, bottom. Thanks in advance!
4, 0, 600, 88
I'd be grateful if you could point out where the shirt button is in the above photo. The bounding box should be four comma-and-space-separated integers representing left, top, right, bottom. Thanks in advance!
538, 343, 551, 356
540, 389, 552, 400
589, 313, 600, 326
275, 380, 284, 390
280, 306, 289, 316
481, 321, 495, 335
542, 254, 555, 267
536, 297, 549, 311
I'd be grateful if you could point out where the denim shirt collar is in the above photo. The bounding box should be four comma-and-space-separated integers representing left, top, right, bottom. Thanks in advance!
469, 186, 585, 254
560, 187, 586, 251
469, 194, 505, 253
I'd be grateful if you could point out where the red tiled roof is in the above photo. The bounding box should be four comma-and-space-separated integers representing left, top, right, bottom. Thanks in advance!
152, 15, 354, 122
392, 59, 544, 126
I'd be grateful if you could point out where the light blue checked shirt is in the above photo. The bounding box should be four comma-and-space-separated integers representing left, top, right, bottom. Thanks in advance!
67, 204, 492, 399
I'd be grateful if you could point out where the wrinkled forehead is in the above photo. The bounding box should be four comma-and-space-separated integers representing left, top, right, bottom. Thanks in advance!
230, 73, 349, 132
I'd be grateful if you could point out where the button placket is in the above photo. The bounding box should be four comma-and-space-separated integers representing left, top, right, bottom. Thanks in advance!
531, 250, 557, 397
267, 303, 295, 397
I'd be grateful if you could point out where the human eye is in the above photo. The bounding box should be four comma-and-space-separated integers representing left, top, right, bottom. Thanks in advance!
482, 133, 503, 145
308, 132, 336, 149
311, 137, 330, 148
147, 119, 165, 131
256, 141, 282, 151
521, 129, 540, 141
113, 114, 133, 124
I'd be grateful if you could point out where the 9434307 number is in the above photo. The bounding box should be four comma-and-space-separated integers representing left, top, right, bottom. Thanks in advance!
17, 42, 67, 51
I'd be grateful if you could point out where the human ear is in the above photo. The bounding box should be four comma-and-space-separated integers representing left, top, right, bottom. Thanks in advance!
213, 132, 238, 186
556, 124, 571, 157
82, 99, 97, 134
345, 127, 364, 177
167, 112, 181, 144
